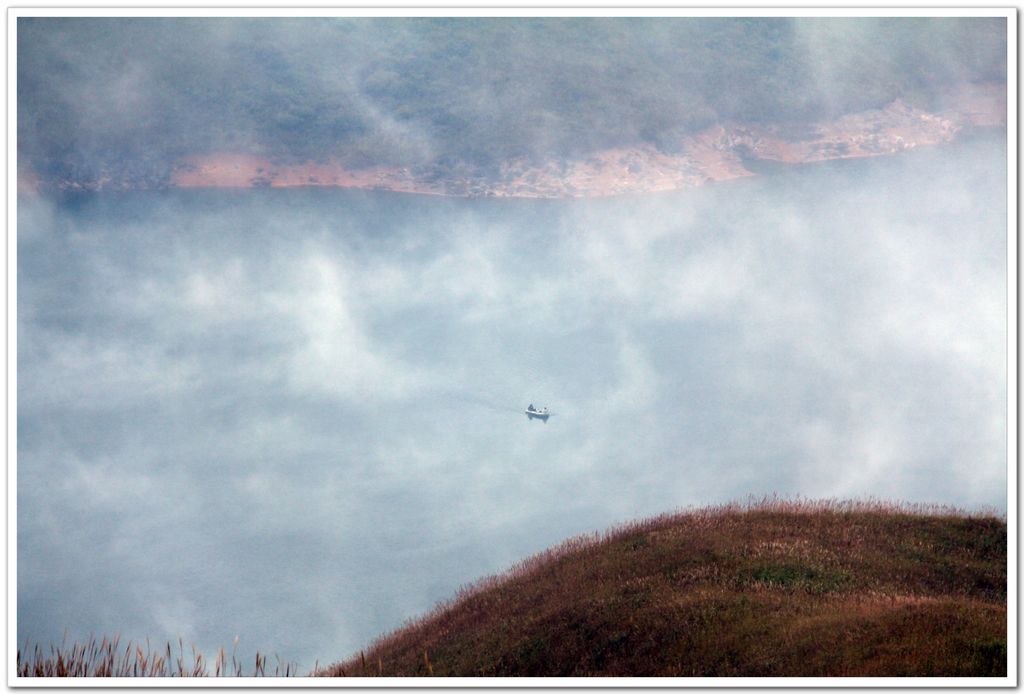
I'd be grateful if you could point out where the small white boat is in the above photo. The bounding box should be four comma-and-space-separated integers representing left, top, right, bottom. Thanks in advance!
525, 404, 551, 423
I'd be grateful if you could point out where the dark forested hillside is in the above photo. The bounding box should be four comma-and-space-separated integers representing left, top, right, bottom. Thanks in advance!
18, 17, 1006, 187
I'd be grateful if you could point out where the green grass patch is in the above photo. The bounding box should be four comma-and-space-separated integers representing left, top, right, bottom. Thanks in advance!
743, 562, 852, 593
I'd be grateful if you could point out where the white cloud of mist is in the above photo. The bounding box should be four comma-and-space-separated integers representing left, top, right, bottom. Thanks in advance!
17, 133, 1007, 668
272, 251, 430, 401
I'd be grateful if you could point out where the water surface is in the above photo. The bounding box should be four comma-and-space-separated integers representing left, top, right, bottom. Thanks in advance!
18, 133, 1007, 667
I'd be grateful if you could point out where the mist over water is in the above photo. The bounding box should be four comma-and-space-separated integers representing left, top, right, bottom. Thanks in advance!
18, 133, 1006, 667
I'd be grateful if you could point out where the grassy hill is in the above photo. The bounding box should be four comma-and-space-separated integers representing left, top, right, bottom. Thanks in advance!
317, 499, 1006, 677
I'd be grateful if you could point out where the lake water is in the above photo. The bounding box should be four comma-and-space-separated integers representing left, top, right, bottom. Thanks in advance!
17, 132, 1007, 668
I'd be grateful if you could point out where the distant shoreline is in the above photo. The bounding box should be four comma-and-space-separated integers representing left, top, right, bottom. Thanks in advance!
19, 129, 1003, 202
19, 82, 1005, 200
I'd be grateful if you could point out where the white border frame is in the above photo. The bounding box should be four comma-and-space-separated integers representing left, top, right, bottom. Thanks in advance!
6, 7, 1017, 689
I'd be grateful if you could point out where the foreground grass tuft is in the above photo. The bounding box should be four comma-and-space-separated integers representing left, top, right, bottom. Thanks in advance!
17, 635, 299, 677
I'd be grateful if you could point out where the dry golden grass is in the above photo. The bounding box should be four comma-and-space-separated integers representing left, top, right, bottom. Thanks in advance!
16, 634, 299, 677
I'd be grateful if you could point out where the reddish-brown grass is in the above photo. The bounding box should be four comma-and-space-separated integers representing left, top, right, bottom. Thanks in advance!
317, 497, 1006, 677
16, 498, 1006, 678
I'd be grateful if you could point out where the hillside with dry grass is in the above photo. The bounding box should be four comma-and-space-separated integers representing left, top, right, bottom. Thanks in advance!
317, 500, 1006, 678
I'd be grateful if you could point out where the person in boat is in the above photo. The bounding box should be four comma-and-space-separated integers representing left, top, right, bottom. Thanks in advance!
528, 404, 535, 412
